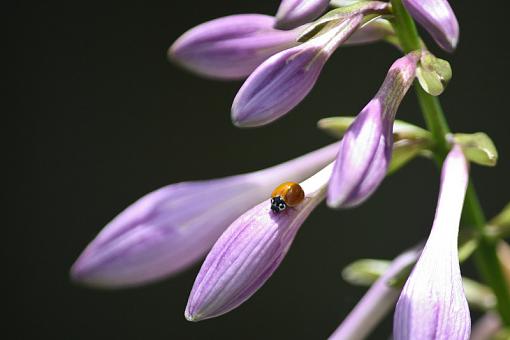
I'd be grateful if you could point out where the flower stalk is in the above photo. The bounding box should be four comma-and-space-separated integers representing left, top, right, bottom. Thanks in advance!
390, 0, 510, 325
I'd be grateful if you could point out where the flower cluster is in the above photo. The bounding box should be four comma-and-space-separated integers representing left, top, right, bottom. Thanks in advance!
72, 0, 506, 339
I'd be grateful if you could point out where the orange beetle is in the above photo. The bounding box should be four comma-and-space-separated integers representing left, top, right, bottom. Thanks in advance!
270, 182, 305, 213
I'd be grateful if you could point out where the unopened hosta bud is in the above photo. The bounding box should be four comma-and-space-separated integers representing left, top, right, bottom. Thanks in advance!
394, 145, 471, 340
402, 0, 459, 52
275, 0, 330, 30
71, 143, 339, 288
327, 52, 421, 208
185, 163, 334, 321
232, 16, 362, 127
169, 14, 299, 80
232, 2, 390, 128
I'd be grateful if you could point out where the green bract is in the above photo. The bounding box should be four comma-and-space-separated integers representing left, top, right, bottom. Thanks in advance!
416, 52, 452, 96
317, 116, 430, 140
453, 132, 498, 166
342, 259, 390, 286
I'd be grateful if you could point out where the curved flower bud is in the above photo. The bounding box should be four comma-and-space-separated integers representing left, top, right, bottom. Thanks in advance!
402, 0, 459, 53
70, 143, 339, 288
327, 52, 420, 208
185, 163, 334, 321
275, 0, 330, 30
329, 247, 421, 340
168, 14, 299, 80
232, 15, 363, 127
394, 145, 471, 340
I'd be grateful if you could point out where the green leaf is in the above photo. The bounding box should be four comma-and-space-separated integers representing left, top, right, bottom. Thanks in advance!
453, 132, 498, 166
317, 116, 354, 137
341, 259, 390, 286
490, 203, 510, 229
388, 139, 430, 174
486, 203, 510, 239
458, 230, 479, 262
463, 277, 497, 311
317, 116, 430, 140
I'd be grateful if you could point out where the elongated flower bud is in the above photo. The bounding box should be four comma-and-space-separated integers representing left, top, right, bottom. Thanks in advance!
275, 0, 330, 30
70, 143, 339, 288
394, 145, 471, 340
329, 247, 421, 340
169, 14, 299, 80
232, 15, 363, 127
232, 2, 390, 127
402, 0, 459, 53
327, 52, 420, 208
185, 163, 334, 321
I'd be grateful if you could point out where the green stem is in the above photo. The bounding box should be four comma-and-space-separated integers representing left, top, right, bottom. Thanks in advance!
390, 0, 510, 325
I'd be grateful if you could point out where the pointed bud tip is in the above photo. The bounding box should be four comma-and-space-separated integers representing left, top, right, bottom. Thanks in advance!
231, 108, 265, 128
184, 310, 202, 322
69, 255, 111, 288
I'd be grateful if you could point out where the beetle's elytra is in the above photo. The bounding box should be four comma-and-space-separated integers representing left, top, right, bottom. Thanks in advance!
270, 182, 305, 213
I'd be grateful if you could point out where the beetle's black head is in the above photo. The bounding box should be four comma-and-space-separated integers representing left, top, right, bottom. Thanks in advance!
270, 196, 287, 213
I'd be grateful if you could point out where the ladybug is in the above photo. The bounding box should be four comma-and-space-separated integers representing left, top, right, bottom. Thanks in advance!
270, 182, 305, 213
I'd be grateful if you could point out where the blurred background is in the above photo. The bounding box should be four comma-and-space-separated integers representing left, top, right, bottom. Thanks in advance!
9, 0, 509, 339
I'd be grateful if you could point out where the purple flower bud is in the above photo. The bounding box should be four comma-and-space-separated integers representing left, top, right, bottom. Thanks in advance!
394, 145, 471, 340
327, 52, 420, 208
168, 14, 300, 80
70, 143, 339, 288
275, 0, 330, 30
185, 163, 334, 321
329, 247, 421, 340
402, 0, 459, 53
232, 15, 363, 127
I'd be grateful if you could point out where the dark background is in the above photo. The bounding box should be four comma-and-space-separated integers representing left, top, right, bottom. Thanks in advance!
9, 1, 509, 339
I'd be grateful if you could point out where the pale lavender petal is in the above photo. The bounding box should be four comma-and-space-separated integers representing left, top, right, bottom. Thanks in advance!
275, 0, 330, 30
402, 0, 459, 53
185, 192, 322, 321
70, 143, 339, 288
232, 15, 363, 127
327, 52, 420, 208
169, 14, 299, 80
394, 145, 471, 340
329, 247, 421, 340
